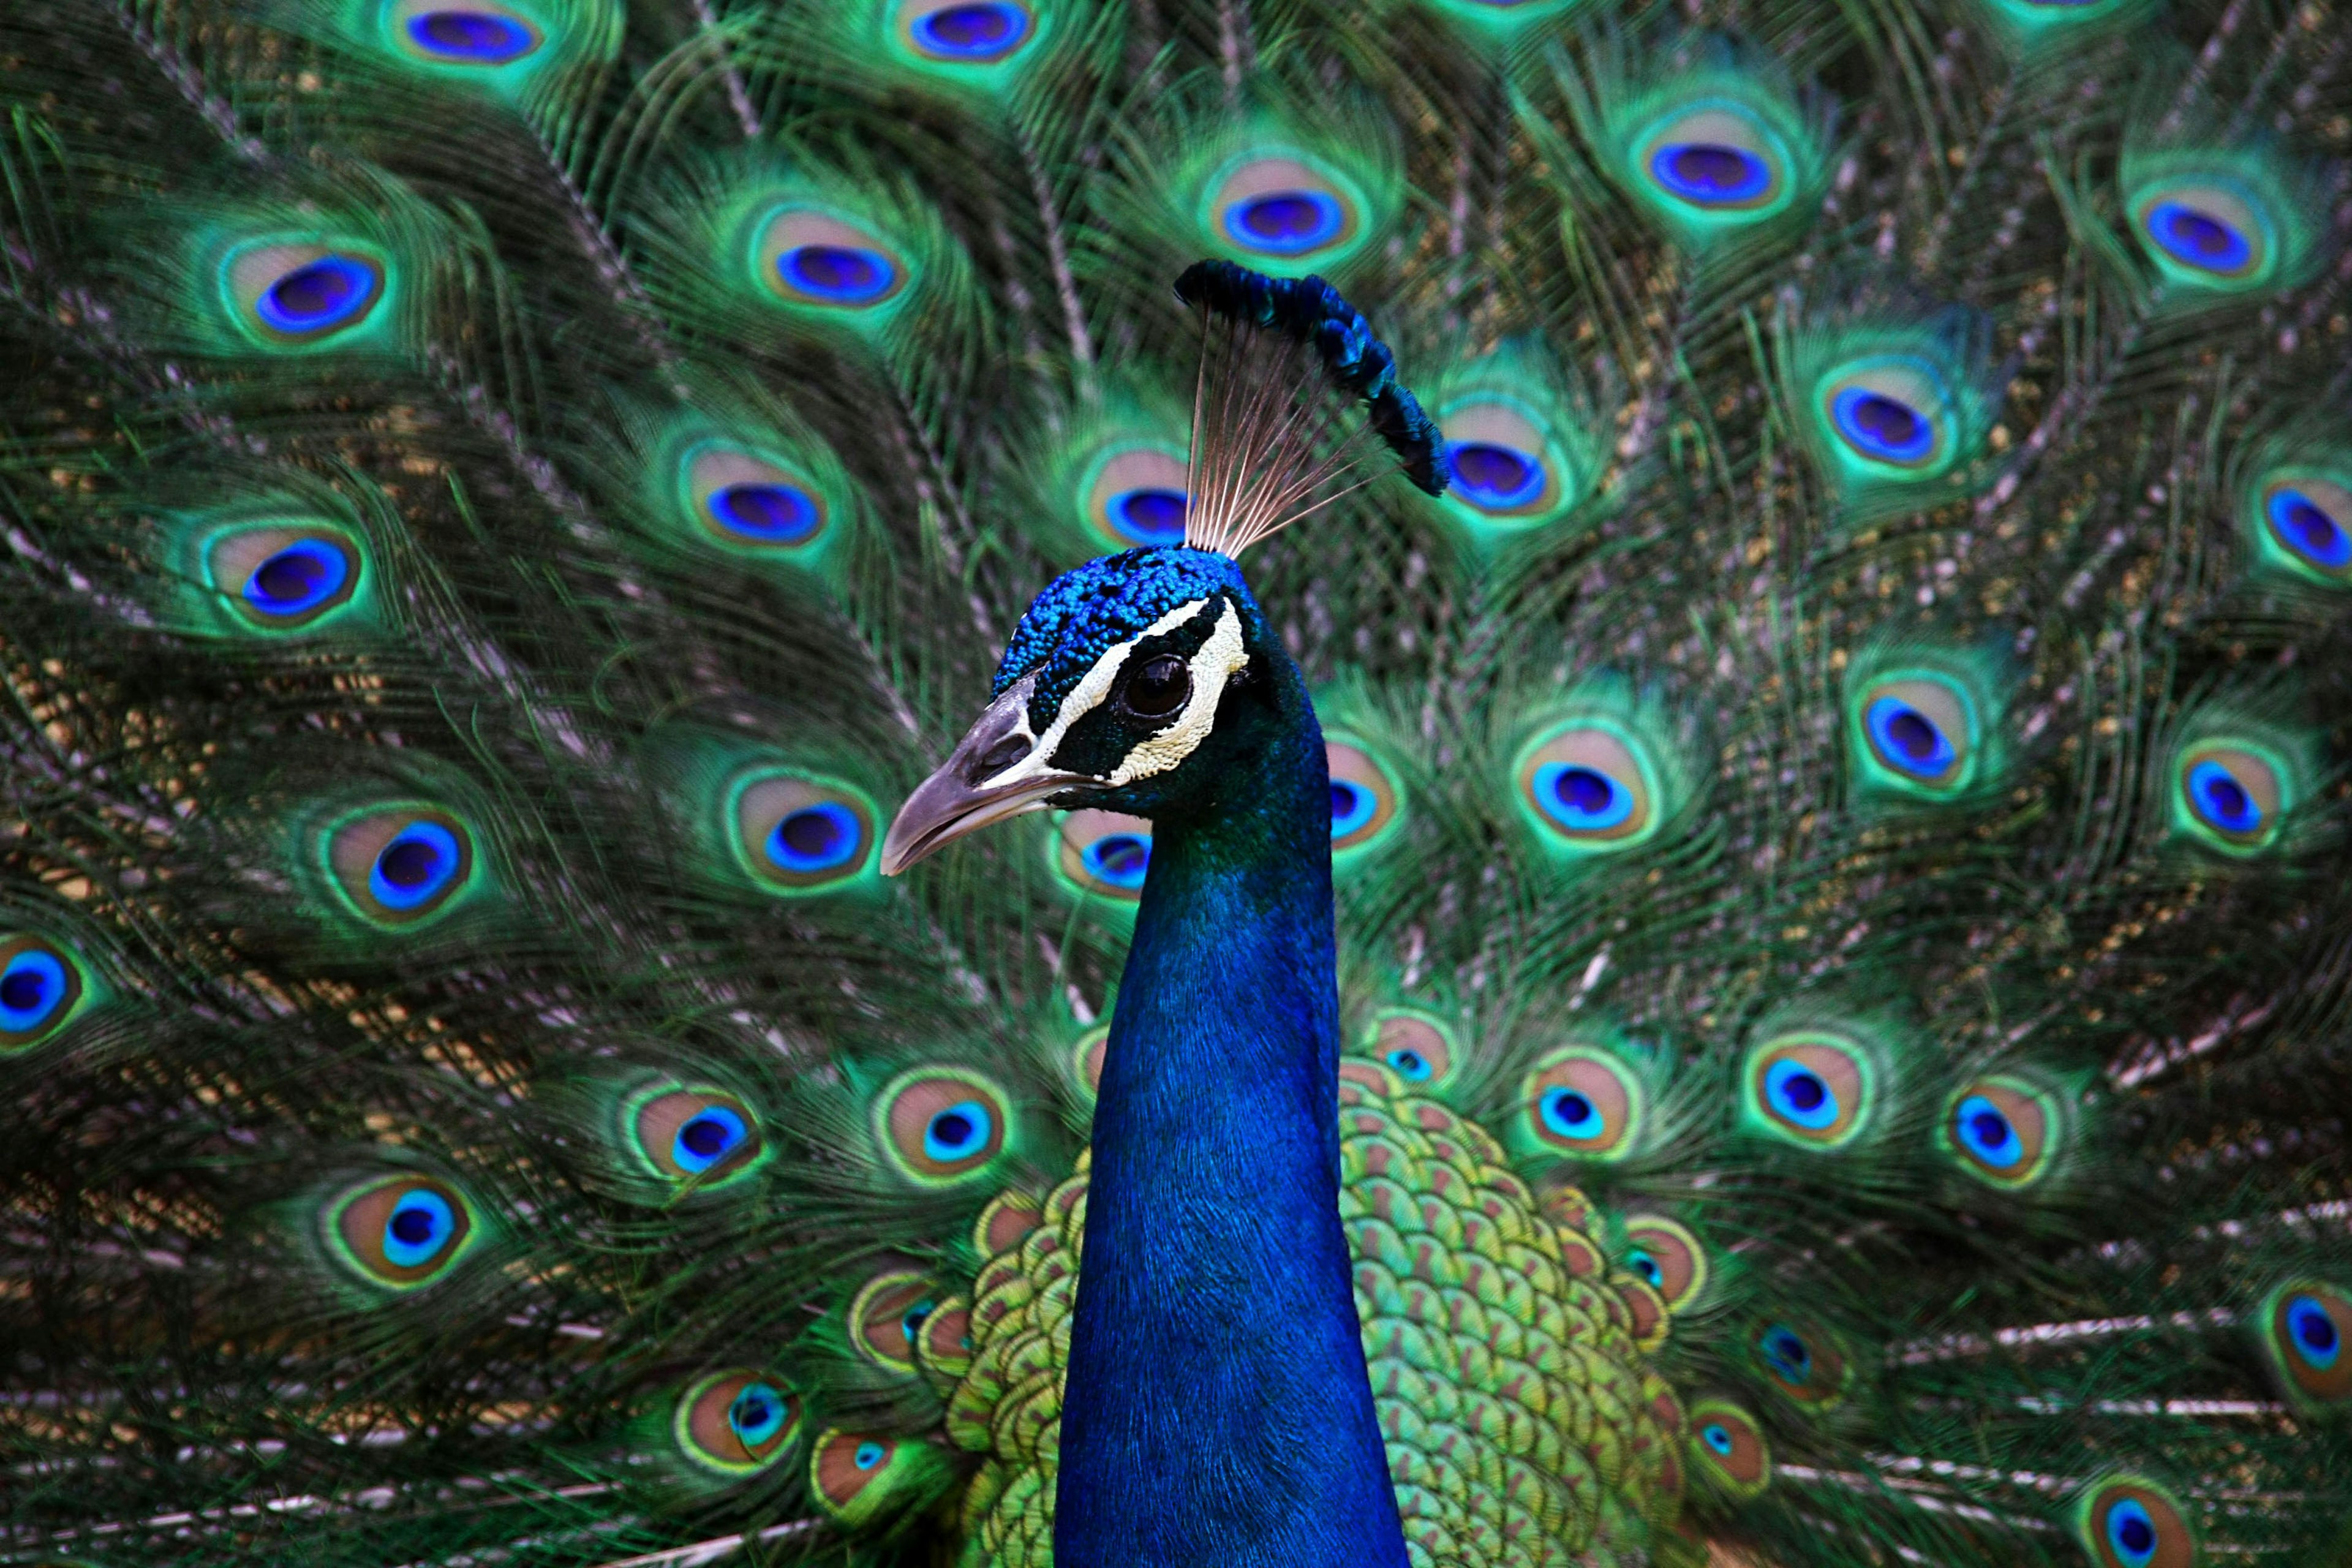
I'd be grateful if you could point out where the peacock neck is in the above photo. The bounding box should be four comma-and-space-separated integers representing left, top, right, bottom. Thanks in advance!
1054, 654, 1408, 1568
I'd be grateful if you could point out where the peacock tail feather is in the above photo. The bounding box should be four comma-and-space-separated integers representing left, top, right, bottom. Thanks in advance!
6, 0, 2352, 1565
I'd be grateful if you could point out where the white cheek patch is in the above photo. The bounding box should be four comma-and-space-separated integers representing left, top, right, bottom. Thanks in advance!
978, 597, 1218, 790
1107, 601, 1247, 786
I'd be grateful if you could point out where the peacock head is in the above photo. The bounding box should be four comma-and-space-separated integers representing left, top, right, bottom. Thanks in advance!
881, 546, 1286, 873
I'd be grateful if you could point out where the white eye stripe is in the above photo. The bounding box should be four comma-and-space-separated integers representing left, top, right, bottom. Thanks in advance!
978, 597, 1217, 791
1106, 602, 1246, 786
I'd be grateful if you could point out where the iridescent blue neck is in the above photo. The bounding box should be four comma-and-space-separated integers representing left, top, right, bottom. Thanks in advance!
1054, 651, 1407, 1568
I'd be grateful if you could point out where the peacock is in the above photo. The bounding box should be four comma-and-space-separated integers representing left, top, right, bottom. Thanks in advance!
4, 0, 2352, 1564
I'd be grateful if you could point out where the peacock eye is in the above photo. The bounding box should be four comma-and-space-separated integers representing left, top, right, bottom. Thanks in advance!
1753, 1319, 1849, 1409
1743, 1031, 1874, 1149
899, 1, 1035, 62
629, 1086, 765, 1186
1368, 1012, 1453, 1088
1636, 105, 1789, 214
1118, 655, 1191, 718
1515, 722, 1660, 852
674, 1370, 799, 1476
1855, 674, 1977, 794
2133, 180, 2268, 285
227, 243, 386, 345
851, 1270, 938, 1374
2256, 1279, 2352, 1413
327, 807, 477, 927
1518, 1046, 1644, 1161
1082, 447, 1191, 549
325, 1174, 480, 1290
877, 1068, 1012, 1187
2176, 745, 2283, 850
1684, 1399, 1770, 1499
754, 208, 907, 311
211, 527, 364, 630
389, 0, 544, 64
1208, 154, 1365, 262
1943, 1074, 2059, 1189
1326, 739, 1404, 856
731, 771, 876, 894
1623, 1216, 1708, 1311
0, 935, 86, 1052
2079, 1477, 2194, 1568
2261, 477, 2352, 579
685, 444, 829, 554
1817, 357, 1952, 471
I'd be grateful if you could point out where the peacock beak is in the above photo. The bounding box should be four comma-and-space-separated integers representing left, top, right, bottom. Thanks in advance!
881, 675, 1089, 876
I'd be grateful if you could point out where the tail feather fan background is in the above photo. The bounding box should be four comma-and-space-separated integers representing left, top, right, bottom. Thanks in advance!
4, 0, 2352, 1564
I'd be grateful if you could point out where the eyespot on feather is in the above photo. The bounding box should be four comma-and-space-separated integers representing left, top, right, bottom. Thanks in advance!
1940, 1074, 2059, 1189
1854, 674, 1976, 794
1622, 1216, 1708, 1311
2255, 1278, 2352, 1414
224, 243, 386, 346
1205, 154, 1365, 262
1742, 1031, 1874, 1149
1518, 1045, 1645, 1161
384, 0, 545, 66
325, 807, 477, 928
0, 933, 88, 1052
2131, 179, 2271, 287
1686, 1398, 1770, 1499
894, 1, 1036, 64
1326, 739, 1403, 856
1752, 1319, 1849, 1410
674, 1370, 799, 1477
1054, 810, 1153, 902
753, 209, 907, 311
1815, 356, 1953, 472
807, 1430, 941, 1526
1365, 1010, 1455, 1089
323, 1173, 480, 1290
876, 1068, 1011, 1187
729, 771, 876, 893
624, 1082, 766, 1188
2075, 1476, 2196, 1568
1441, 401, 1562, 521
1513, 722, 1659, 853
1634, 104, 1790, 217
2256, 475, 2352, 584
2173, 744, 2286, 854
207, 525, 364, 631
1080, 445, 1191, 551
683, 443, 829, 553
849, 1270, 937, 1375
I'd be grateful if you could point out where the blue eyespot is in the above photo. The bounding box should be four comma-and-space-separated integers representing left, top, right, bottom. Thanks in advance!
910, 2, 1031, 59
1080, 833, 1150, 890
1539, 1085, 1604, 1140
1532, 763, 1634, 834
709, 482, 821, 544
1701, 1422, 1735, 1457
242, 539, 352, 618
1953, 1094, 2022, 1169
383, 1187, 457, 1268
1106, 488, 1188, 546
1445, 442, 1546, 510
0, 948, 70, 1035
1384, 1046, 1433, 1081
923, 1100, 993, 1163
2186, 759, 2261, 835
2107, 1500, 2158, 1568
673, 1105, 750, 1174
1628, 1248, 1663, 1289
1764, 1058, 1839, 1131
780, 246, 897, 304
728, 1381, 788, 1446
1649, 143, 1771, 206
257, 255, 381, 334
767, 803, 863, 875
1831, 387, 1935, 464
2267, 487, 2351, 571
1224, 190, 1347, 255
853, 1440, 887, 1470
369, 821, 464, 911
1864, 696, 1956, 779
2287, 1295, 2342, 1370
1329, 780, 1379, 841
2146, 201, 2252, 276
1760, 1324, 1812, 1382
405, 10, 538, 62
900, 1297, 937, 1343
